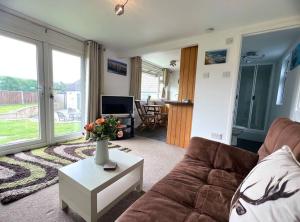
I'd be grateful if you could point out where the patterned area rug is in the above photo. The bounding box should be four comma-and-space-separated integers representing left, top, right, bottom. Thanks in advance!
0, 139, 130, 205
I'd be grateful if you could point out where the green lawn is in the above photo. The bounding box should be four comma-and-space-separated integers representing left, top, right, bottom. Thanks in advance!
0, 119, 81, 145
0, 104, 37, 114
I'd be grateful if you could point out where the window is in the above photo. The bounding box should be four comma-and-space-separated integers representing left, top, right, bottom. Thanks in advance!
0, 12, 85, 153
298, 90, 300, 111
141, 72, 163, 100
52, 50, 82, 137
0, 33, 84, 149
276, 54, 291, 105
0, 34, 42, 146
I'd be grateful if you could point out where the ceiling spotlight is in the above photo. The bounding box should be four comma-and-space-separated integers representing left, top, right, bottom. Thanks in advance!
115, 0, 128, 16
170, 60, 177, 67
206, 27, 215, 32
241, 51, 265, 63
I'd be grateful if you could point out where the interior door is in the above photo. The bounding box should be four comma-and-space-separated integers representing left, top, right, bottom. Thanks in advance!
235, 66, 255, 127
0, 32, 46, 150
250, 64, 272, 130
49, 48, 83, 142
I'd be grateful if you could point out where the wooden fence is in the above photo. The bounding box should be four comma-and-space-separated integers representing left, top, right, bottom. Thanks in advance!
0, 91, 38, 105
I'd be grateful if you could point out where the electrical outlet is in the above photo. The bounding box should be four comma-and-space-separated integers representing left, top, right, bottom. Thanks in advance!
211, 133, 223, 140
226, 37, 234, 45
203, 72, 210, 79
223, 71, 230, 78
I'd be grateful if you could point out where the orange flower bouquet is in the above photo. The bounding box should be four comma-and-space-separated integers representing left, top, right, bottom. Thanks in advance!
84, 115, 120, 141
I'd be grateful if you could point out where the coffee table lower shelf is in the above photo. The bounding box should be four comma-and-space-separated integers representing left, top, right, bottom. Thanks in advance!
58, 150, 144, 222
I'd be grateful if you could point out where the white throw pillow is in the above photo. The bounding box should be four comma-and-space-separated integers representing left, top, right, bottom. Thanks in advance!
230, 145, 300, 222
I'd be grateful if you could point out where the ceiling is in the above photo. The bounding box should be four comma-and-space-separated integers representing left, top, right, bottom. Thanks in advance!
0, 0, 299, 51
142, 49, 181, 70
241, 27, 300, 63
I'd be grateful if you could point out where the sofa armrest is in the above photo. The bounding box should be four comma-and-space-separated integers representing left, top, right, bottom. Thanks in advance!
186, 137, 259, 175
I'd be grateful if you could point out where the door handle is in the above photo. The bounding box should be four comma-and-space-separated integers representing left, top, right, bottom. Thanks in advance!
35, 86, 45, 96
252, 95, 255, 100
50, 93, 54, 99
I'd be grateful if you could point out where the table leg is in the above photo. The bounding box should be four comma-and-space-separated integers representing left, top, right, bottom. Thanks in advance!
136, 163, 144, 192
60, 199, 68, 210
86, 193, 97, 222
144, 106, 148, 114
59, 179, 68, 210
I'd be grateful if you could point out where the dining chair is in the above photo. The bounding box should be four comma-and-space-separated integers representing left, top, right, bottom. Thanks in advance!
135, 100, 157, 130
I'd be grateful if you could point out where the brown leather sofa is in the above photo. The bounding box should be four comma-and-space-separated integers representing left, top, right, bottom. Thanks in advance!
118, 118, 300, 222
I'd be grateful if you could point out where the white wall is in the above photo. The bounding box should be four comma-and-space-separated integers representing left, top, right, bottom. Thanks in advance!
191, 32, 242, 143
285, 66, 300, 121
268, 61, 282, 125
0, 10, 84, 54
120, 16, 300, 144
292, 66, 300, 121
102, 49, 131, 96
269, 39, 300, 123
101, 49, 139, 127
271, 66, 300, 121
168, 69, 180, 100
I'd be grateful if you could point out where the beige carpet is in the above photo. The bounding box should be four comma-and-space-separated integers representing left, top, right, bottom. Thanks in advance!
0, 136, 185, 222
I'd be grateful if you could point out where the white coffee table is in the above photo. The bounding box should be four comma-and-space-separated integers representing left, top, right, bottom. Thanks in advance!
58, 149, 144, 222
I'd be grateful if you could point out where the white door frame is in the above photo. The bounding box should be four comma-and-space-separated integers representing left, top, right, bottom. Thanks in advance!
234, 63, 274, 142
46, 44, 85, 144
0, 30, 47, 155
0, 31, 85, 156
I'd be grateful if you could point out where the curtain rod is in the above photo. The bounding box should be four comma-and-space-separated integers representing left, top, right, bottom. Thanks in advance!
0, 7, 85, 42
142, 60, 164, 70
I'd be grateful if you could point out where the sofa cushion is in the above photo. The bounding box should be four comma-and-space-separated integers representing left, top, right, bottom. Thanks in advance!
118, 155, 253, 221
118, 137, 258, 222
258, 118, 300, 161
150, 157, 216, 208
207, 169, 244, 191
185, 212, 218, 222
118, 119, 300, 222
186, 137, 259, 176
194, 185, 235, 222
117, 190, 192, 222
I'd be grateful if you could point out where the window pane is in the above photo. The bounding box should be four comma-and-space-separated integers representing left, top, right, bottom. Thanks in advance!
276, 56, 290, 105
236, 66, 255, 127
52, 50, 82, 137
141, 73, 160, 100
0, 35, 41, 146
250, 64, 272, 130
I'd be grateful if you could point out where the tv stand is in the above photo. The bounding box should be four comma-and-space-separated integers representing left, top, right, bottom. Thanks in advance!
114, 114, 134, 140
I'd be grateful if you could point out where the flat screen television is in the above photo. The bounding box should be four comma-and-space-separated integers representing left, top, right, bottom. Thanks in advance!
101, 95, 134, 115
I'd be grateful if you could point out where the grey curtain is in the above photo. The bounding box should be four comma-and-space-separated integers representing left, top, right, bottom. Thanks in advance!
85, 40, 103, 123
162, 68, 170, 99
130, 56, 142, 100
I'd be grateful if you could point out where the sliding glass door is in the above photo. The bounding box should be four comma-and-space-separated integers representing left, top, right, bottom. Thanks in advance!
50, 48, 83, 141
0, 31, 84, 152
235, 64, 272, 131
0, 32, 45, 148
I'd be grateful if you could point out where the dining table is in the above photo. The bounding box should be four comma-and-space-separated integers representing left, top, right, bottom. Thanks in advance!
143, 104, 163, 114
143, 104, 167, 127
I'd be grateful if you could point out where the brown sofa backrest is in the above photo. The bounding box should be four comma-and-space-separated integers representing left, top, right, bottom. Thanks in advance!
258, 118, 300, 161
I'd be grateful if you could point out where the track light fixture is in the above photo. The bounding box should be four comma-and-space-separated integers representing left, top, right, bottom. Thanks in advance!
115, 0, 128, 16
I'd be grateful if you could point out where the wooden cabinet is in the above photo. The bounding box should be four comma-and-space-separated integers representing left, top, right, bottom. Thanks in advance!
166, 46, 198, 148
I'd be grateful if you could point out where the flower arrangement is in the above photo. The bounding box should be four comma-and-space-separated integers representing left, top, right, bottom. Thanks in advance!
84, 115, 120, 141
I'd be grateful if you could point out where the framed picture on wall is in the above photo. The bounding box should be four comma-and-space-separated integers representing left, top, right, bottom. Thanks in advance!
290, 43, 300, 71
205, 49, 227, 65
107, 59, 127, 76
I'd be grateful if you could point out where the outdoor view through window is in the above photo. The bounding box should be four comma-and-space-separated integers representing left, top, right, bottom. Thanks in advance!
52, 50, 82, 137
0, 35, 41, 146
0, 34, 82, 147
